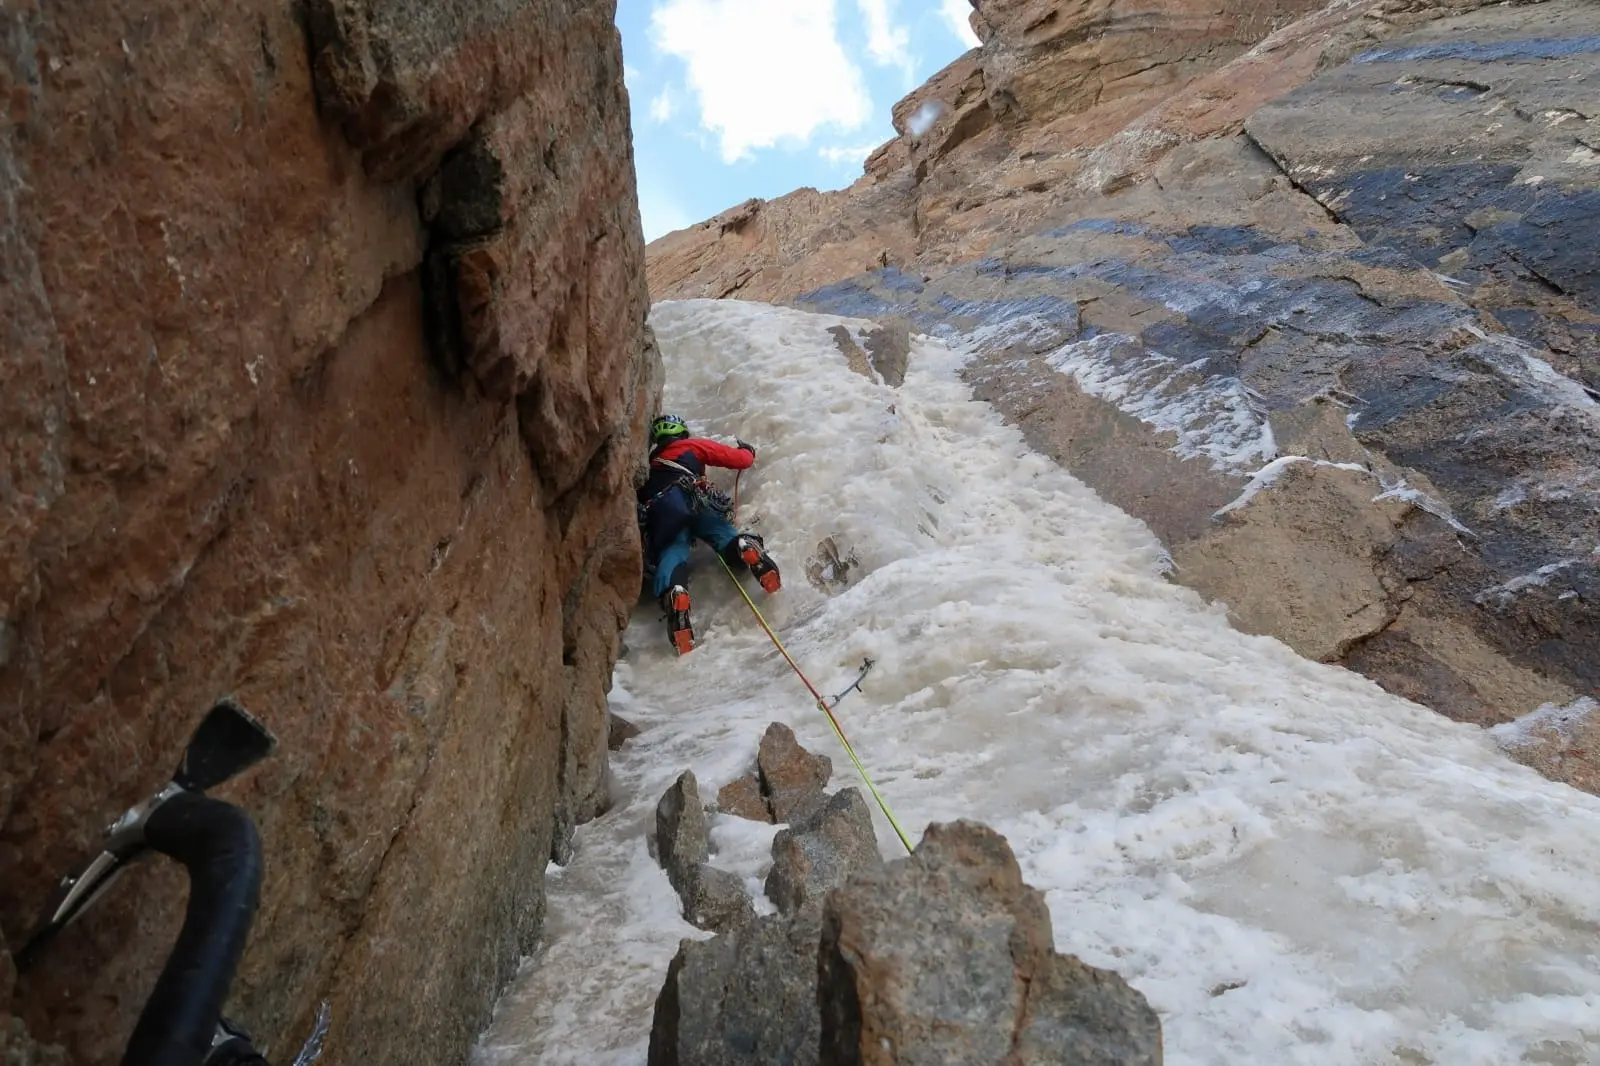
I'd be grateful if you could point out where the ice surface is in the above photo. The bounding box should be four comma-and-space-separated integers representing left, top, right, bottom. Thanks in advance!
473, 299, 1600, 1066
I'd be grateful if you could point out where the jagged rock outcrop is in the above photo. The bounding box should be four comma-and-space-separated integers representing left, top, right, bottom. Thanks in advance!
765, 789, 883, 917
1, 1, 656, 1063
654, 770, 755, 933
651, 909, 827, 1066
608, 710, 642, 750
650, 819, 1161, 1066
650, 727, 881, 1066
714, 721, 837, 825
819, 822, 1161, 1065
646, 0, 1598, 784
758, 722, 835, 824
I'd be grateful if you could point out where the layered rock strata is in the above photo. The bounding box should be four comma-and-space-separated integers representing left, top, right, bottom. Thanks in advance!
646, 0, 1599, 784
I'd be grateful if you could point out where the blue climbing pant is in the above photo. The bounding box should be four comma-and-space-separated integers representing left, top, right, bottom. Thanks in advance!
645, 487, 738, 598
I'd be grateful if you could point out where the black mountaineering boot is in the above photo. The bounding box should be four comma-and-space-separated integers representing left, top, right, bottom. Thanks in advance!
661, 584, 694, 655
735, 533, 781, 594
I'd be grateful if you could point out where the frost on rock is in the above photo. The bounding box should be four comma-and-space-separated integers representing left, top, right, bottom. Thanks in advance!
1492, 468, 1600, 513
1456, 331, 1600, 414
1489, 698, 1600, 796
1371, 477, 1473, 537
1213, 455, 1369, 517
1489, 697, 1599, 751
1211, 455, 1477, 538
1044, 332, 1277, 472
1475, 560, 1582, 610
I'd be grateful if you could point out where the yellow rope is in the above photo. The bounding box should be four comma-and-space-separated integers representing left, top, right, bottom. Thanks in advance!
716, 553, 915, 854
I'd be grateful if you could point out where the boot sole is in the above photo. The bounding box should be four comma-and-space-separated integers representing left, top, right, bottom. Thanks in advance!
741, 547, 782, 593
667, 589, 694, 654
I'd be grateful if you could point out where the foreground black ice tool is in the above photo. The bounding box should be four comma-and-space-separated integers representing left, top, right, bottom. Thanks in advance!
16, 699, 277, 972
173, 698, 277, 792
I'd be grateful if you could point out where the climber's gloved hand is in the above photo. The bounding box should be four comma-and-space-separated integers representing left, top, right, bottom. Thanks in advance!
735, 438, 756, 459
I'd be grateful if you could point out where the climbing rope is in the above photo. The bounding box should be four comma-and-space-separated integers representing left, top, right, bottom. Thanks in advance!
715, 551, 915, 854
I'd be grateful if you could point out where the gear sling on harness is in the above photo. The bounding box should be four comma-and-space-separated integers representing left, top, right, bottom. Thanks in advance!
638, 456, 734, 523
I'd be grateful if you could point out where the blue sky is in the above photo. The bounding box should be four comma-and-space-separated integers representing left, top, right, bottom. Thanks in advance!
616, 0, 980, 242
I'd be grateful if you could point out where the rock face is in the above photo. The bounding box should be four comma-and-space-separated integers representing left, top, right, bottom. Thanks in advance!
818, 822, 1161, 1066
758, 722, 835, 824
646, 0, 1599, 782
1, 1, 656, 1064
650, 727, 881, 1066
765, 790, 883, 916
654, 770, 754, 933
649, 819, 1160, 1066
713, 721, 853, 825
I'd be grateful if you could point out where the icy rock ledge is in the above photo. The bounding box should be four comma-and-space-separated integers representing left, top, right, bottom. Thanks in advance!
652, 770, 754, 935
651, 722, 872, 938
648, 808, 1161, 1065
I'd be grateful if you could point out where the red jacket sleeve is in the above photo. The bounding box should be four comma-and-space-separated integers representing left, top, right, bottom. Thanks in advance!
668, 437, 754, 471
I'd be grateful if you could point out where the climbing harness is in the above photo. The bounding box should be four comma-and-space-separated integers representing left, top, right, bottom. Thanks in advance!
715, 552, 914, 854
646, 456, 734, 517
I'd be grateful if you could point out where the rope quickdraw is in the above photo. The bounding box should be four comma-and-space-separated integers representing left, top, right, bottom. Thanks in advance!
715, 552, 914, 854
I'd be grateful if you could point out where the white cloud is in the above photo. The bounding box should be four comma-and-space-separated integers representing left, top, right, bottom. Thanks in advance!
649, 87, 677, 124
819, 142, 882, 167
938, 0, 981, 48
649, 0, 874, 163
853, 0, 914, 81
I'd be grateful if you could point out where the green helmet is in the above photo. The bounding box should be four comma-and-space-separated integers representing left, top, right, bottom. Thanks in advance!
650, 414, 689, 445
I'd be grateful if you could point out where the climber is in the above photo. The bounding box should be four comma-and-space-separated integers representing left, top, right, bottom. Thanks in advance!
638, 413, 782, 655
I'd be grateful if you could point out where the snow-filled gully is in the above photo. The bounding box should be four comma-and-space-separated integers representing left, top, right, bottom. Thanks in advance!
474, 299, 1600, 1066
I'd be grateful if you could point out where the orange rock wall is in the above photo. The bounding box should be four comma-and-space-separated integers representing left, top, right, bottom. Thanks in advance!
0, 0, 657, 1062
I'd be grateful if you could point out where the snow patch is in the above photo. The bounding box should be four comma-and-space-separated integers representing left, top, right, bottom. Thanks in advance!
707, 814, 784, 917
